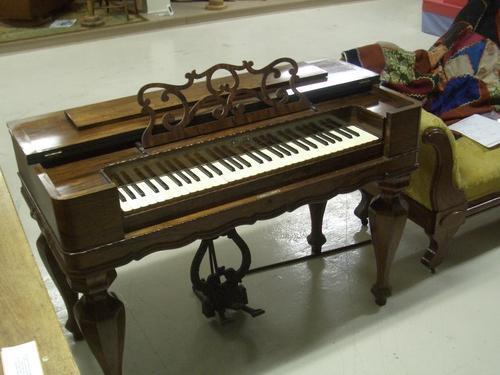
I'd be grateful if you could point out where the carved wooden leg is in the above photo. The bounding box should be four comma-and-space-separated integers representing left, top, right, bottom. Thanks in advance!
368, 178, 409, 306
73, 271, 125, 375
81, 0, 105, 26
36, 234, 83, 340
307, 201, 327, 255
354, 189, 373, 226
421, 210, 465, 271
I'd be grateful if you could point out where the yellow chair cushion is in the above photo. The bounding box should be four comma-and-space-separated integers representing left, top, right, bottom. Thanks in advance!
406, 110, 500, 209
456, 136, 500, 202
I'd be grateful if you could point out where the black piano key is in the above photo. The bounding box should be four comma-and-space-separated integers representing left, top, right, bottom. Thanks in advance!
114, 174, 136, 199
154, 176, 169, 190
254, 138, 284, 158
145, 179, 159, 193
310, 125, 337, 144
207, 149, 235, 172
174, 158, 200, 182
331, 127, 352, 139
119, 171, 145, 197
207, 162, 223, 175
214, 147, 244, 169
324, 116, 358, 135
318, 122, 343, 141
310, 124, 336, 143
221, 145, 251, 167
134, 168, 159, 193
277, 130, 310, 151
144, 165, 170, 190
198, 164, 213, 178
122, 185, 136, 199
130, 183, 145, 197
118, 190, 126, 202
234, 153, 252, 167
338, 124, 360, 136
268, 134, 298, 154
184, 155, 213, 178
155, 161, 183, 186
252, 148, 273, 161
164, 160, 192, 184
176, 170, 192, 184
195, 152, 223, 176
238, 146, 263, 164
316, 126, 339, 143
261, 135, 291, 156
323, 119, 353, 138
288, 129, 318, 148
298, 125, 329, 145
112, 174, 134, 199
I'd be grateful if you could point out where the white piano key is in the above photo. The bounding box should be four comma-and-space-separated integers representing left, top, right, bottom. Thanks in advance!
123, 185, 147, 209
118, 196, 133, 212
237, 154, 263, 175
185, 167, 219, 191
158, 175, 191, 198
198, 168, 227, 189
148, 179, 171, 201
137, 182, 161, 205
212, 161, 240, 182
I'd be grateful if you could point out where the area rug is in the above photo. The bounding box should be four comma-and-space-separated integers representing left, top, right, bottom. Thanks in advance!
0, 2, 147, 45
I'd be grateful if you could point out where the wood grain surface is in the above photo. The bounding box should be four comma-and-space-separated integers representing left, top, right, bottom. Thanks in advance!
0, 169, 79, 375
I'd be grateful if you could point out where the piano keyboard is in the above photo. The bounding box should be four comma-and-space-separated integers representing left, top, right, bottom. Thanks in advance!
105, 114, 379, 213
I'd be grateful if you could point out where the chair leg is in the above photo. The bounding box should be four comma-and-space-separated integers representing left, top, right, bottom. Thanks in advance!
421, 210, 465, 271
354, 189, 373, 226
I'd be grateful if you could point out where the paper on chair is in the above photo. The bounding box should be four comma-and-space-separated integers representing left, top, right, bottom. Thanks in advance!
1, 341, 44, 375
449, 113, 500, 148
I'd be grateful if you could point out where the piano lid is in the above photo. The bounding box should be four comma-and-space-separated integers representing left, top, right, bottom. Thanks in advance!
9, 59, 383, 166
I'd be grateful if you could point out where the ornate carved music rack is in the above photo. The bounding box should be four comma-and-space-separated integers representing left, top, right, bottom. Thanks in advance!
136, 57, 314, 321
137, 57, 314, 149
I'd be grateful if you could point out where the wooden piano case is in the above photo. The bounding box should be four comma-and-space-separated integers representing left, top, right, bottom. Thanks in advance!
10, 58, 421, 375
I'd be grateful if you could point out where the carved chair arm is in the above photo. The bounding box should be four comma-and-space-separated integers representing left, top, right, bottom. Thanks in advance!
421, 126, 466, 211
405, 110, 466, 211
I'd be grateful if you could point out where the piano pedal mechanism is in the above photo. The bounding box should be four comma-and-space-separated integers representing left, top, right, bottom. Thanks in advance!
190, 228, 265, 324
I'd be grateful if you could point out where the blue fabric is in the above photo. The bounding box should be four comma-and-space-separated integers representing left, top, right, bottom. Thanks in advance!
454, 39, 486, 72
427, 76, 481, 114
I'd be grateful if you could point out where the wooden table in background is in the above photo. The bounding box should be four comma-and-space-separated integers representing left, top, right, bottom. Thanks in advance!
0, 169, 80, 375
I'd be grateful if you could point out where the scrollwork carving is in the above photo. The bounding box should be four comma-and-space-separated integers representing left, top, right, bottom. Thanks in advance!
138, 57, 313, 148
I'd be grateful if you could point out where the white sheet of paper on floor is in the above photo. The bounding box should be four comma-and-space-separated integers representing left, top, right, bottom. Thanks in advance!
449, 113, 500, 148
49, 19, 77, 28
1, 341, 44, 375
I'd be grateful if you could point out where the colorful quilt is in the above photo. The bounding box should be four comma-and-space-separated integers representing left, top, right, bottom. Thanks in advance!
342, 0, 499, 123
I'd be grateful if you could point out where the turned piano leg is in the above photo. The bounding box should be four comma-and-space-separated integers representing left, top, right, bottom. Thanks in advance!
307, 201, 327, 255
36, 234, 83, 340
368, 177, 409, 306
73, 271, 126, 375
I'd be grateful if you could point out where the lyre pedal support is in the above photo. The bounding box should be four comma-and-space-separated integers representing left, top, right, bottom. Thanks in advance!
190, 228, 265, 324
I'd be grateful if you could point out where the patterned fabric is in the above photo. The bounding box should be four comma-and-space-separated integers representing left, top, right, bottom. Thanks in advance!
342, 0, 500, 123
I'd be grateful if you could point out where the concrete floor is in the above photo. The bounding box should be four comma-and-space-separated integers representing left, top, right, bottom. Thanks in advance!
1, 0, 500, 374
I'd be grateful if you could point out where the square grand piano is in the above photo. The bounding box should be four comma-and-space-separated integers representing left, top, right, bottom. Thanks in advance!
9, 58, 421, 375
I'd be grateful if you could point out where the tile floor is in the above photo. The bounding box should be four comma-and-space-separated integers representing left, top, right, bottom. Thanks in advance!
1, 0, 499, 374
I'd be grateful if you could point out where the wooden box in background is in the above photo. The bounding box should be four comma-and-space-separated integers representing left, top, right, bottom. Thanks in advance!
0, 0, 73, 21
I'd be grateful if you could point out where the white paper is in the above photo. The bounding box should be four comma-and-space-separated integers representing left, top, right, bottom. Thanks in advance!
449, 114, 500, 148
49, 19, 76, 28
1, 341, 44, 375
